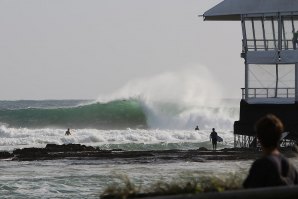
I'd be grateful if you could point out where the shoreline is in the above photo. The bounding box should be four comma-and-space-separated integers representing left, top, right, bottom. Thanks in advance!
0, 144, 297, 162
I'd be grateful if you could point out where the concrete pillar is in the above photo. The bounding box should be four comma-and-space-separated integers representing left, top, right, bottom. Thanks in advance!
245, 63, 249, 100
295, 63, 298, 102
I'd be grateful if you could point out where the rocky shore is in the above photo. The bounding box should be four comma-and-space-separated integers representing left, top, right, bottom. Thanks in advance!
0, 144, 297, 162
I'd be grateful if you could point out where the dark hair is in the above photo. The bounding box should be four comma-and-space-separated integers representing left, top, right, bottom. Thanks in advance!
255, 114, 284, 148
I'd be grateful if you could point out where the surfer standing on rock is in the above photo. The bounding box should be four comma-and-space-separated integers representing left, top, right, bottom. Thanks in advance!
210, 128, 218, 150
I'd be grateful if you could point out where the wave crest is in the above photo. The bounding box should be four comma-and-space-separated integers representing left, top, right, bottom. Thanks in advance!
0, 100, 147, 129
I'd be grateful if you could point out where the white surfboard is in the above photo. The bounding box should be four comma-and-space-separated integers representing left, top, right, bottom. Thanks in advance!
281, 132, 289, 140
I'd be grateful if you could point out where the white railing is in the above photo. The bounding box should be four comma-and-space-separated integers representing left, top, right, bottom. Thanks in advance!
244, 39, 294, 51
241, 87, 295, 99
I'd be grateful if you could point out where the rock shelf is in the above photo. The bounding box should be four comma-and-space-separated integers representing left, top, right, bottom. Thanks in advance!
0, 144, 297, 162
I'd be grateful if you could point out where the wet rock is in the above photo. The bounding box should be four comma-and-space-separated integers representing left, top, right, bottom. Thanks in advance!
0, 151, 13, 159
7, 144, 294, 162
13, 147, 48, 155
12, 147, 49, 161
198, 147, 208, 151
45, 144, 96, 152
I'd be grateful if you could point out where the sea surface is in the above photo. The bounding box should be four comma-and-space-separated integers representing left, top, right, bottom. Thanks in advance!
0, 99, 296, 198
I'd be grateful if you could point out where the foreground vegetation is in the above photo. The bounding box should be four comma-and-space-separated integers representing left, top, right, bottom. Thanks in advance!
100, 173, 245, 199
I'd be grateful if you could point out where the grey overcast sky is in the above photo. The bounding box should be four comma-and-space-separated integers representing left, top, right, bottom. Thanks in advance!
0, 0, 242, 100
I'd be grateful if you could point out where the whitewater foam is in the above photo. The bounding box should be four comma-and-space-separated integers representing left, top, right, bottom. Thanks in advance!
0, 125, 234, 151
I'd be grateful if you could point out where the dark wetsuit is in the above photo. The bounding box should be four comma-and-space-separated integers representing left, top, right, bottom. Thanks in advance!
210, 131, 218, 150
243, 154, 298, 188
65, 130, 71, 136
210, 131, 217, 145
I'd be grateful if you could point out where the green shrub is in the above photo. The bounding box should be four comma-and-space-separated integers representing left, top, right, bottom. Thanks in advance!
100, 173, 245, 199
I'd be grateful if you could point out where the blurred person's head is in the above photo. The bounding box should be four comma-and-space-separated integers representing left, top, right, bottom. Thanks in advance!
255, 114, 283, 149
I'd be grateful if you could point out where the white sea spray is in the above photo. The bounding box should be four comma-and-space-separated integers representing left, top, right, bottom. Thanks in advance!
97, 66, 239, 130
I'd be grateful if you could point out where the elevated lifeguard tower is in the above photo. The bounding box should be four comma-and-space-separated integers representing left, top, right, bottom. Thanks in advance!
204, 0, 298, 147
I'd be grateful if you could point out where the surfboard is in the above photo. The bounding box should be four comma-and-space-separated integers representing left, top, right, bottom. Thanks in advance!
217, 135, 223, 142
281, 132, 289, 140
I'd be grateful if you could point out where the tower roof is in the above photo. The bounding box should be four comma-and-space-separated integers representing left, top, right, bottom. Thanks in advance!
204, 0, 298, 21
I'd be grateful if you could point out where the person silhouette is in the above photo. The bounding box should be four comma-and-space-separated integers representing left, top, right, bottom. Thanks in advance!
65, 128, 71, 136
195, 125, 199, 131
210, 128, 218, 150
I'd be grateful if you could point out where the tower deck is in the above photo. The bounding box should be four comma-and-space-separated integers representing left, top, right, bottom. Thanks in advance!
204, 0, 298, 148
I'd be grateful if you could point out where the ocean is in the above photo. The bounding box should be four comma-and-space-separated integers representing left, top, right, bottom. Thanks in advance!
0, 99, 238, 151
0, 99, 295, 198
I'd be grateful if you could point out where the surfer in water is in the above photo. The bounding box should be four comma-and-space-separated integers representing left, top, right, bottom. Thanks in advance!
210, 128, 218, 150
195, 125, 199, 131
65, 128, 71, 136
